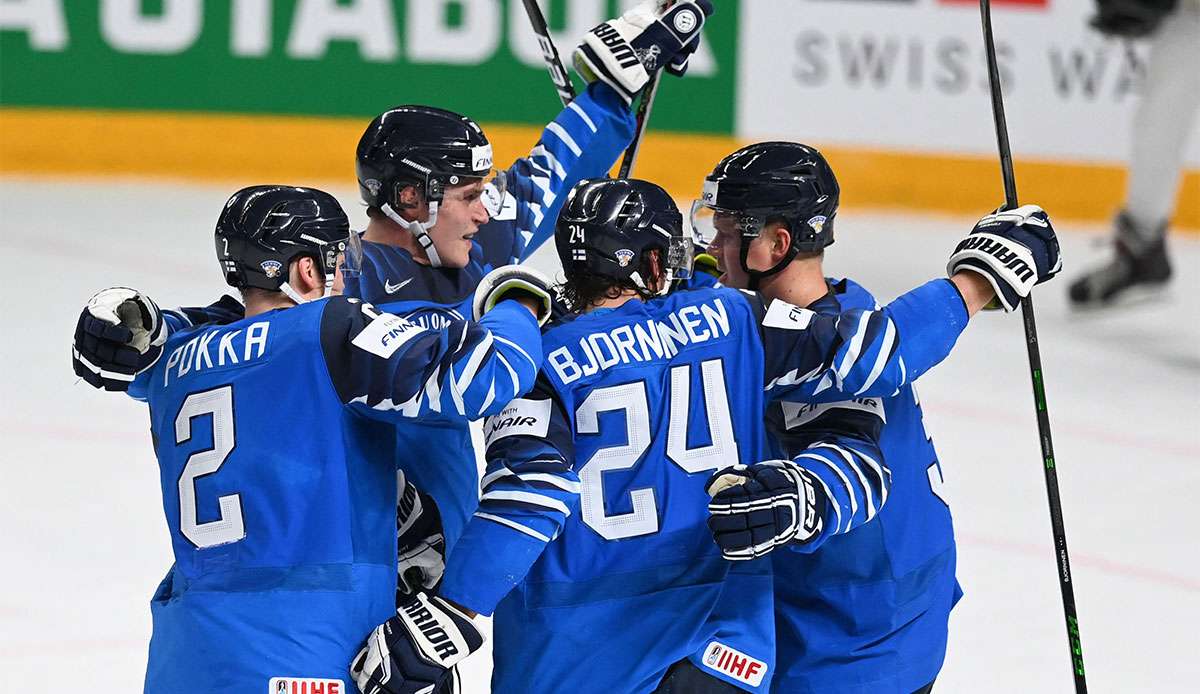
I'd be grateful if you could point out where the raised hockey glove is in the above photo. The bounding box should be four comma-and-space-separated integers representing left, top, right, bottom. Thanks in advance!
573, 0, 715, 104
947, 204, 1062, 312
706, 460, 828, 561
395, 470, 447, 602
351, 593, 484, 694
473, 264, 554, 326
72, 287, 167, 391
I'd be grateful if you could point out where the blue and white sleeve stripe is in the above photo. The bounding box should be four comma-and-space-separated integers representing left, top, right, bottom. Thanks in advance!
760, 279, 969, 403
506, 82, 636, 262
792, 439, 891, 550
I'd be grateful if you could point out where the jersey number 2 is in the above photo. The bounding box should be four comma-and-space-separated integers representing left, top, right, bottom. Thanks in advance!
175, 385, 245, 549
576, 359, 738, 541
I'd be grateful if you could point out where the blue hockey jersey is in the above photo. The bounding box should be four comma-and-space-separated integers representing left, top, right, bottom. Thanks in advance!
125, 296, 540, 693
438, 279, 969, 694
767, 279, 962, 694
342, 82, 635, 551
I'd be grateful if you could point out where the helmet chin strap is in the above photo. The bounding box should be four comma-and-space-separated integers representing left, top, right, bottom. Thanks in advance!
740, 235, 799, 291
382, 202, 443, 267
280, 281, 309, 305
278, 275, 335, 306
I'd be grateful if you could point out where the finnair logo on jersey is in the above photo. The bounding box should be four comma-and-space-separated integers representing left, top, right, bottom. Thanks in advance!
163, 321, 270, 388
351, 313, 426, 360
547, 298, 732, 385
781, 397, 886, 429
700, 641, 767, 687
483, 398, 551, 447
267, 677, 343, 694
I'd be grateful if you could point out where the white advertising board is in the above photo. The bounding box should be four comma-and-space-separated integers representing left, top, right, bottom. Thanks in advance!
736, 0, 1200, 167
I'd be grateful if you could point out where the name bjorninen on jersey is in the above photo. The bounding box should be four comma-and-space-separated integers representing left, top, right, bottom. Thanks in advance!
547, 297, 732, 385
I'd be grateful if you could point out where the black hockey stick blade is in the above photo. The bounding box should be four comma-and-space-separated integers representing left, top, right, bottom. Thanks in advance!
520, 0, 576, 107
979, 1, 1088, 691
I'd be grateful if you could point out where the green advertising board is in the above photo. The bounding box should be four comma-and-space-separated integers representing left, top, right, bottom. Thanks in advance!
0, 0, 737, 133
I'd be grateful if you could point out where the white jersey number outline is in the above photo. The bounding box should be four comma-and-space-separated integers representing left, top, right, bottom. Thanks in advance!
175, 385, 245, 549
577, 359, 738, 541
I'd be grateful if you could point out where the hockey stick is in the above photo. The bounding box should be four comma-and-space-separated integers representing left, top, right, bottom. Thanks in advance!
519, 0, 576, 107
617, 0, 674, 179
979, 2, 1087, 691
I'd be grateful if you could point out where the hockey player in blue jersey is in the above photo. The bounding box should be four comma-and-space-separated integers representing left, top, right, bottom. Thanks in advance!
68, 1, 714, 603
71, 185, 553, 693
347, 0, 711, 576
348, 176, 1062, 694
692, 142, 1063, 693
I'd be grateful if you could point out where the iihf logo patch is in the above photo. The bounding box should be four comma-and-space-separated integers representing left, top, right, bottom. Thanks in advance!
260, 260, 283, 278
268, 677, 344, 693
807, 215, 827, 235
615, 249, 635, 267
699, 641, 767, 687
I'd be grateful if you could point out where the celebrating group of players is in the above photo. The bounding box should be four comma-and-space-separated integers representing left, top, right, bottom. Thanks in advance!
69, 2, 1065, 692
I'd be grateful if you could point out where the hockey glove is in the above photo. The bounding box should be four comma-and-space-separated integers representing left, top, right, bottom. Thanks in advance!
473, 265, 554, 326
706, 460, 828, 561
395, 470, 447, 602
947, 204, 1062, 312
573, 0, 715, 105
350, 593, 484, 694
72, 287, 167, 391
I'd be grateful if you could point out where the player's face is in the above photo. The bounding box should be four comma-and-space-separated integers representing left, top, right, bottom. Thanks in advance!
428, 180, 490, 268
704, 213, 772, 288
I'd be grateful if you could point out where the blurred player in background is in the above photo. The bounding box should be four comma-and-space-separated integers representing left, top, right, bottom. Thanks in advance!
692, 142, 1063, 693
348, 175, 1062, 694
1068, 0, 1200, 306
71, 185, 551, 692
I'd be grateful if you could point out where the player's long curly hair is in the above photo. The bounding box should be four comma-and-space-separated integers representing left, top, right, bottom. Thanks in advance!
559, 250, 665, 313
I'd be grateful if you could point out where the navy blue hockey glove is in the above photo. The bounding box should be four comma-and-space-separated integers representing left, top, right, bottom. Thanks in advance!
573, 0, 715, 104
396, 470, 446, 603
72, 287, 166, 391
351, 593, 484, 694
473, 264, 554, 326
947, 204, 1062, 313
706, 460, 828, 561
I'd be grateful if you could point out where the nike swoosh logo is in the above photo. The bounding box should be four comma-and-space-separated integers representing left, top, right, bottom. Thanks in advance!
384, 278, 413, 294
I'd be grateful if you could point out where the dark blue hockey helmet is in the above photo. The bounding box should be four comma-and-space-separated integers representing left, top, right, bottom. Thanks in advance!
215, 185, 361, 297
692, 142, 839, 287
355, 105, 506, 266
556, 178, 692, 296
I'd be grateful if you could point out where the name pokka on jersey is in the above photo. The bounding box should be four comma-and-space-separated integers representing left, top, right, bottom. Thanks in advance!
161, 321, 270, 387
548, 297, 733, 385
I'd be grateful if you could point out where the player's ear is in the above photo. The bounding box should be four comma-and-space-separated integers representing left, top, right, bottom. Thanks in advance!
769, 223, 793, 263
290, 256, 322, 294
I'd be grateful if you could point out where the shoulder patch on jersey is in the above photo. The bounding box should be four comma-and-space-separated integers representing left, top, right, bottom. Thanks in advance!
483, 397, 552, 448
698, 641, 768, 688
780, 398, 886, 429
762, 299, 815, 330
350, 311, 427, 359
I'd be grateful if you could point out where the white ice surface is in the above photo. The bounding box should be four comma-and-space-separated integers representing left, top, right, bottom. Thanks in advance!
1, 179, 1196, 693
